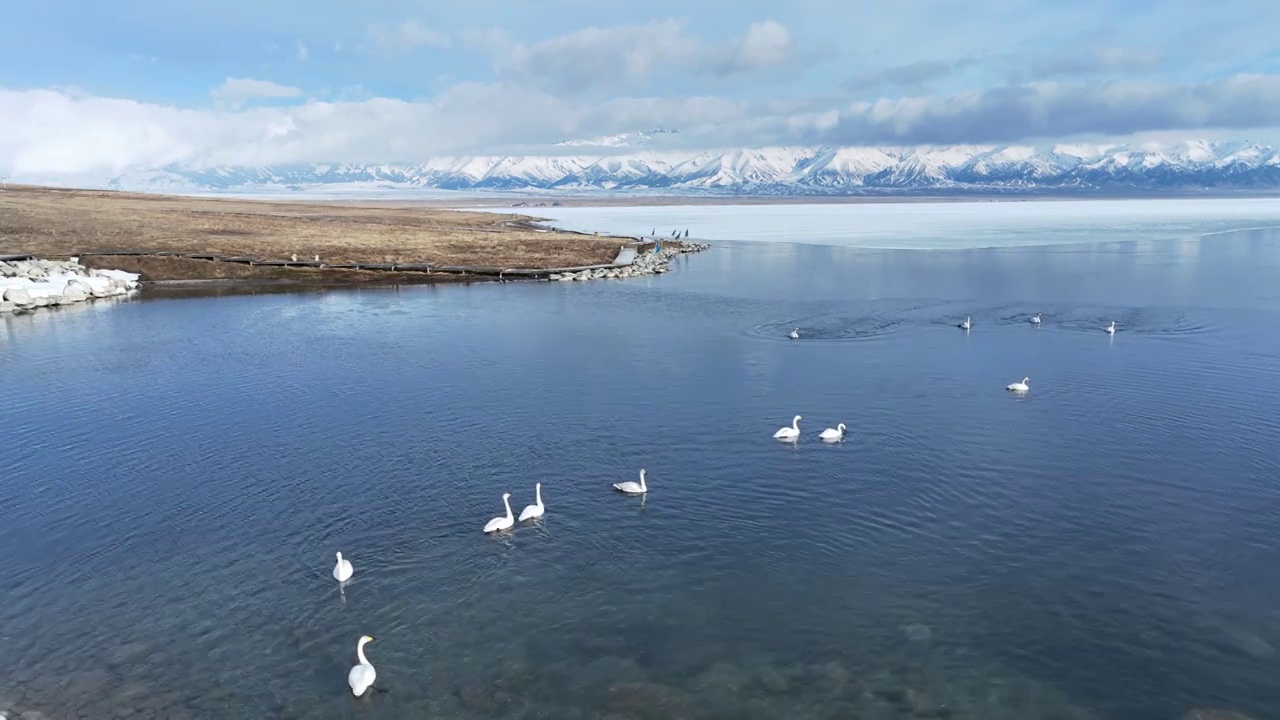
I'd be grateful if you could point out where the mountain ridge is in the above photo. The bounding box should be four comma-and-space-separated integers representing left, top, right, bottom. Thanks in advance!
98, 140, 1280, 195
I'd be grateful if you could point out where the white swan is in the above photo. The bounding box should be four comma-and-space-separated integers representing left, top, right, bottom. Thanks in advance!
613, 468, 648, 495
1105, 321, 1116, 334
518, 483, 545, 521
483, 492, 515, 533
333, 552, 353, 583
348, 635, 376, 697
1006, 376, 1030, 392
773, 415, 801, 441
959, 315, 971, 330
1030, 313, 1041, 324
789, 327, 800, 339
819, 423, 846, 441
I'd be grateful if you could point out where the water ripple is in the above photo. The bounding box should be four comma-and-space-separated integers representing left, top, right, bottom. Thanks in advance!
4, 233, 1280, 718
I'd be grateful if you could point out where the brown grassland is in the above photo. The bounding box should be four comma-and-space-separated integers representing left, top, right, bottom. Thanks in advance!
0, 185, 631, 282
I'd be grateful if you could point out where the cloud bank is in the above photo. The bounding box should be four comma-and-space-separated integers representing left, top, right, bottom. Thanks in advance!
2, 14, 1279, 181
5, 72, 1280, 179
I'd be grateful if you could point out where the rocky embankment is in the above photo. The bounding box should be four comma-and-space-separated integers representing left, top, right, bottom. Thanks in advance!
548, 241, 709, 282
0, 258, 140, 313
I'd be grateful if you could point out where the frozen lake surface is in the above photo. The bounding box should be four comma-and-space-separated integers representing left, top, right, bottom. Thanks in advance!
513, 197, 1280, 249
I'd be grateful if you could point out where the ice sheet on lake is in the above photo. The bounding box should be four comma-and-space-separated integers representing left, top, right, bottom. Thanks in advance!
495, 198, 1280, 250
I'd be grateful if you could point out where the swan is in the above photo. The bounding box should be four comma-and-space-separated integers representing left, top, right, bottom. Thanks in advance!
1006, 376, 1030, 392
1105, 321, 1116, 334
819, 423, 846, 441
333, 552, 353, 583
959, 315, 971, 330
773, 415, 801, 441
483, 492, 515, 533
518, 483, 545, 521
789, 327, 800, 339
1030, 313, 1041, 324
347, 635, 376, 697
290, 253, 298, 262
613, 468, 648, 495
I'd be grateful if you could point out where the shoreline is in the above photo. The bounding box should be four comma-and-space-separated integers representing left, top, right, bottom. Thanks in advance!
0, 185, 710, 289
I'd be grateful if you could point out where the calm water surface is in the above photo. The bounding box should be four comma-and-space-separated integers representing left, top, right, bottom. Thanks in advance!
2, 227, 1280, 720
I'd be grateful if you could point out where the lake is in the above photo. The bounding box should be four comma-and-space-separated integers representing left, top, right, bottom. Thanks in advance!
2, 201, 1280, 720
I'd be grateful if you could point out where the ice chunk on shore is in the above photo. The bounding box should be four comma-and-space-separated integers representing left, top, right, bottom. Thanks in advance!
0, 259, 140, 313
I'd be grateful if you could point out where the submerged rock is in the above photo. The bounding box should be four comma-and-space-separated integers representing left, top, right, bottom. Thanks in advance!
903, 623, 933, 642
1183, 710, 1258, 720
604, 681, 709, 720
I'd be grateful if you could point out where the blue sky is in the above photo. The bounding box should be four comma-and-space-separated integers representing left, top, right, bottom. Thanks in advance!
2, 0, 1279, 178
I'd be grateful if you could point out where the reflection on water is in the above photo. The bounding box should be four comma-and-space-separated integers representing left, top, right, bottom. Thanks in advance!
3, 228, 1280, 719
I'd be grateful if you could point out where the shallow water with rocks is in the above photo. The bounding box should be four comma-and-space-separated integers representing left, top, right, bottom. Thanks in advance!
2, 226, 1278, 719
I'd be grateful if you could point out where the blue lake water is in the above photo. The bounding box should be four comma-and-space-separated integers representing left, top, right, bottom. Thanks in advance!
2, 216, 1280, 719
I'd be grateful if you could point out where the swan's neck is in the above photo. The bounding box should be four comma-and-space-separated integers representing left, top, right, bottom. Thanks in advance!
336, 552, 343, 562
535, 485, 543, 506
639, 470, 647, 491
792, 416, 800, 430
503, 495, 513, 519
357, 640, 370, 665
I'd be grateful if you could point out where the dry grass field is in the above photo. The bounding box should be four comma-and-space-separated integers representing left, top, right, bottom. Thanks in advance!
0, 186, 629, 279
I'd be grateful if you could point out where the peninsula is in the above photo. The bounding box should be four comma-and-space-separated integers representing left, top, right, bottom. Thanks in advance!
0, 185, 698, 285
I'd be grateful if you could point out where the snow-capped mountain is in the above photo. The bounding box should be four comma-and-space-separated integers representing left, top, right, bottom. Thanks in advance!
103, 141, 1280, 195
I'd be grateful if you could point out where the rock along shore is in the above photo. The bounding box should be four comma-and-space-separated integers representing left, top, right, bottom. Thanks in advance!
548, 241, 710, 282
0, 258, 141, 314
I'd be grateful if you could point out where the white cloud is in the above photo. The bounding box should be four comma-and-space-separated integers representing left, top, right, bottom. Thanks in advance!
367, 20, 451, 55
210, 77, 304, 108
712, 20, 793, 76
478, 19, 797, 95
296, 41, 310, 61
0, 82, 743, 179
491, 20, 698, 94
5, 73, 1280, 181
813, 74, 1280, 145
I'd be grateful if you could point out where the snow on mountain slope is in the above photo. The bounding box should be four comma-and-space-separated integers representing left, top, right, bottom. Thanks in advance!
84, 141, 1280, 195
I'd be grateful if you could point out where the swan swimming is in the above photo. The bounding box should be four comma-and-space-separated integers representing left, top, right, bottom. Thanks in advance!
613, 468, 648, 495
789, 327, 800, 339
819, 423, 846, 441
483, 492, 515, 533
959, 315, 971, 330
348, 635, 376, 697
773, 415, 802, 441
1105, 321, 1116, 334
518, 483, 545, 521
333, 552, 353, 583
1006, 376, 1030, 392
1030, 313, 1042, 324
